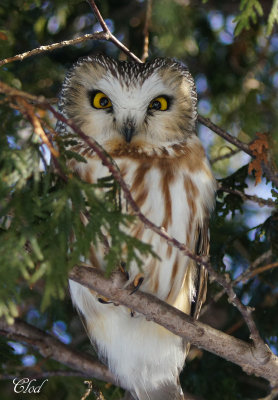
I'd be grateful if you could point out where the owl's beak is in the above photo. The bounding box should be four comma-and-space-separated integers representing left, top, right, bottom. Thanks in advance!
122, 120, 135, 143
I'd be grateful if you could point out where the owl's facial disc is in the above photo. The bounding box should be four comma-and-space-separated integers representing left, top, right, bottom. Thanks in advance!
62, 56, 197, 148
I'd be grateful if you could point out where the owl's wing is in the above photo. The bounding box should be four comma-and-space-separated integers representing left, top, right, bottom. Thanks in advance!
190, 218, 209, 319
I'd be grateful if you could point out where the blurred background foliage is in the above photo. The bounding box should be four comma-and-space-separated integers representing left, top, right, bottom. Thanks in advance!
0, 0, 278, 399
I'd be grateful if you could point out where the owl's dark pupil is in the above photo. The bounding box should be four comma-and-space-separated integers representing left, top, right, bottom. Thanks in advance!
152, 100, 161, 110
100, 97, 109, 107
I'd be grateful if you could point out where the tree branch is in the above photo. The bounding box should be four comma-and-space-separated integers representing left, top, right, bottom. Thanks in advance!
197, 115, 252, 156
198, 115, 278, 188
0, 318, 118, 387
16, 97, 58, 158
0, 33, 108, 67
68, 265, 278, 385
87, 0, 142, 63
141, 0, 152, 62
210, 147, 241, 164
201, 250, 273, 317
218, 186, 276, 207
0, 0, 143, 68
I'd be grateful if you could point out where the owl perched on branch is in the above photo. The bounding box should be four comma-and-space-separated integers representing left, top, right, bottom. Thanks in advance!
58, 54, 215, 400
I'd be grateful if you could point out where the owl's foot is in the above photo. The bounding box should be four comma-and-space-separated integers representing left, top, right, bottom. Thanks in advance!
120, 261, 129, 280
97, 296, 113, 304
130, 273, 144, 295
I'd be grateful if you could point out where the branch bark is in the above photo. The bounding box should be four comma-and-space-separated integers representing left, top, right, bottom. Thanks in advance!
88, 0, 142, 63
0, 33, 108, 67
68, 265, 278, 385
141, 0, 152, 62
198, 115, 278, 188
0, 318, 118, 387
197, 115, 252, 156
218, 186, 276, 207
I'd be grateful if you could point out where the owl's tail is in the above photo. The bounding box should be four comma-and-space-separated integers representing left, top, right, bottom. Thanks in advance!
127, 382, 184, 400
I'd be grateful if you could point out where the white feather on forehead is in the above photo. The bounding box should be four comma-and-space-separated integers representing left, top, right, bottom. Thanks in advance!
98, 71, 172, 113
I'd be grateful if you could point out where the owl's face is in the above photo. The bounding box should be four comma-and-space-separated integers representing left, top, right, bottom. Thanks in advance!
60, 55, 197, 149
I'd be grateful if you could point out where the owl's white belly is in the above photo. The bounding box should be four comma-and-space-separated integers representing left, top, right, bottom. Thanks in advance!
69, 152, 215, 395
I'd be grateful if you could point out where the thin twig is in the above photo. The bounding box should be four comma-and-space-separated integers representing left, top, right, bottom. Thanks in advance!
0, 0, 143, 67
211, 147, 241, 164
202, 250, 273, 317
16, 98, 58, 157
93, 386, 106, 400
198, 115, 252, 156
0, 80, 50, 103
141, 0, 152, 62
11, 94, 68, 182
198, 115, 278, 188
247, 262, 278, 280
218, 186, 276, 207
0, 33, 107, 67
263, 162, 278, 188
88, 0, 142, 63
81, 381, 93, 400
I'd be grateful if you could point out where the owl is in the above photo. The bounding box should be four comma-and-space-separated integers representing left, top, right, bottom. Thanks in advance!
57, 54, 216, 400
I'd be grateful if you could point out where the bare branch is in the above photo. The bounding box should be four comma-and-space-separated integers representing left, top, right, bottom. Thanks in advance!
88, 0, 142, 63
0, 80, 50, 103
246, 261, 278, 280
218, 186, 276, 207
210, 147, 241, 164
198, 115, 278, 188
201, 250, 273, 317
0, 318, 118, 386
81, 381, 93, 400
0, 33, 107, 67
141, 0, 153, 62
69, 265, 278, 385
263, 162, 278, 188
198, 115, 252, 156
16, 97, 59, 158
0, 1, 142, 68
0, 84, 68, 183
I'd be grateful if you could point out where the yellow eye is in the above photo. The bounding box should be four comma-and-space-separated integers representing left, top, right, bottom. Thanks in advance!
148, 96, 169, 111
92, 91, 112, 109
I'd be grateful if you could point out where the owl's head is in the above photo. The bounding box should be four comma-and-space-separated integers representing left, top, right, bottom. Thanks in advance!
59, 54, 197, 150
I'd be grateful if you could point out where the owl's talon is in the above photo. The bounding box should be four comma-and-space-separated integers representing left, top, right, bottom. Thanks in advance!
120, 261, 129, 280
97, 296, 113, 304
130, 273, 144, 295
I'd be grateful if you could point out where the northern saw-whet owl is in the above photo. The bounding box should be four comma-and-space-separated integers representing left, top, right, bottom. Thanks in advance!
57, 54, 216, 400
